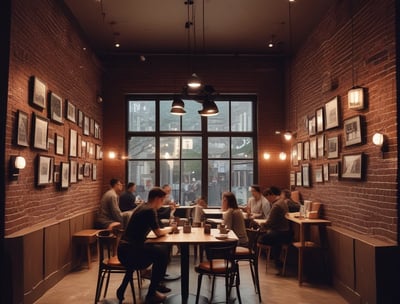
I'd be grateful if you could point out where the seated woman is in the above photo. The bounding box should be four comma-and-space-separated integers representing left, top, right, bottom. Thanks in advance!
221, 191, 248, 247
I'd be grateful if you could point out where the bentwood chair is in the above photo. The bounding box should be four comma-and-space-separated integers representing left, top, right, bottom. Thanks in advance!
95, 230, 140, 304
234, 228, 262, 302
194, 241, 241, 304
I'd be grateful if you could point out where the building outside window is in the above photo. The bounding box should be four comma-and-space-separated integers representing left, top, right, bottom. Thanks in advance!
127, 96, 256, 207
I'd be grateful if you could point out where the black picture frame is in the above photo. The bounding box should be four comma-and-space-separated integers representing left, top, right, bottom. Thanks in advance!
77, 163, 84, 180
302, 163, 311, 187
69, 129, 78, 157
308, 116, 316, 136
317, 134, 325, 158
324, 96, 339, 130
66, 100, 77, 123
70, 160, 77, 183
329, 162, 340, 178
316, 107, 324, 133
342, 153, 364, 180
310, 137, 317, 159
17, 110, 29, 147
78, 110, 83, 128
291, 144, 298, 166
315, 165, 323, 183
32, 113, 49, 151
83, 115, 90, 136
296, 171, 302, 187
327, 136, 339, 159
303, 141, 310, 160
55, 134, 64, 156
323, 163, 329, 181
30, 76, 46, 109
344, 115, 362, 146
83, 162, 91, 177
61, 162, 70, 189
92, 163, 97, 181
49, 92, 63, 124
37, 155, 54, 186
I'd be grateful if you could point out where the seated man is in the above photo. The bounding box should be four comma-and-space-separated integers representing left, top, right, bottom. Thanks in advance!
94, 178, 124, 230
281, 189, 301, 212
243, 184, 271, 219
258, 186, 292, 274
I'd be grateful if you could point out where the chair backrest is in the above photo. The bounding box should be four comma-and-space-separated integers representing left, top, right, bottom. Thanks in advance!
97, 230, 118, 263
204, 241, 237, 271
245, 228, 260, 254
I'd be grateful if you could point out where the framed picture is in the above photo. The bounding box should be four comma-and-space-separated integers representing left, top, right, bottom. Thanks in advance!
344, 115, 362, 146
303, 141, 310, 160
290, 171, 295, 187
308, 116, 316, 136
55, 134, 64, 155
92, 163, 97, 181
317, 134, 325, 158
49, 92, 63, 123
296, 171, 302, 187
329, 162, 340, 177
70, 160, 77, 183
77, 135, 82, 158
83, 162, 91, 177
342, 153, 364, 180
90, 118, 95, 136
83, 115, 90, 136
325, 96, 339, 130
33, 113, 49, 151
96, 144, 102, 160
37, 155, 54, 186
66, 100, 77, 123
310, 137, 317, 159
30, 76, 46, 109
327, 136, 339, 159
61, 162, 70, 189
69, 129, 78, 157
316, 107, 324, 133
302, 163, 310, 187
323, 163, 329, 181
17, 110, 29, 147
94, 121, 100, 139
315, 165, 323, 183
78, 110, 83, 128
81, 140, 87, 158
291, 144, 298, 166
297, 142, 302, 161
77, 163, 84, 180
53, 164, 60, 183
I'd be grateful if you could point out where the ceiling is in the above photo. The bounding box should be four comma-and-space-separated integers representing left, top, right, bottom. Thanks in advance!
64, 0, 335, 57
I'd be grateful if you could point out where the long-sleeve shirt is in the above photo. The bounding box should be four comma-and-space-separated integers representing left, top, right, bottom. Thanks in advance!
223, 208, 248, 246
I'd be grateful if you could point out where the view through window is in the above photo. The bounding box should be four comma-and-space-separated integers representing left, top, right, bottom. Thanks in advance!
127, 96, 257, 207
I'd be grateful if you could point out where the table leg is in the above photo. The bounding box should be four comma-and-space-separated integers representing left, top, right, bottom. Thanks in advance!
298, 224, 304, 285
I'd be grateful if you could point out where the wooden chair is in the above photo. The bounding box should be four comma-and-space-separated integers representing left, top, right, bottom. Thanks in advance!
257, 242, 290, 276
194, 241, 241, 304
234, 228, 262, 302
95, 230, 140, 304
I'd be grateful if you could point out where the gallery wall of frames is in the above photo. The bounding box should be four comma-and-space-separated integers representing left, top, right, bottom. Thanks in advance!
290, 95, 366, 188
14, 75, 103, 190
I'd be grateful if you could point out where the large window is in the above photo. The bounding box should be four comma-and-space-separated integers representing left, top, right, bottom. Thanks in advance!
127, 96, 256, 206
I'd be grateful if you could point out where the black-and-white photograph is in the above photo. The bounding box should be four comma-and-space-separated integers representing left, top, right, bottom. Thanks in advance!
33, 114, 49, 151
342, 153, 363, 179
17, 110, 29, 147
61, 162, 70, 189
66, 100, 77, 123
49, 92, 63, 123
37, 155, 53, 186
324, 96, 339, 130
327, 136, 339, 159
30, 76, 46, 109
344, 115, 362, 146
55, 134, 64, 155
69, 129, 78, 157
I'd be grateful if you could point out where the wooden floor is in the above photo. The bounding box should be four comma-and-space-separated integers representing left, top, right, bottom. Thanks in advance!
34, 247, 348, 304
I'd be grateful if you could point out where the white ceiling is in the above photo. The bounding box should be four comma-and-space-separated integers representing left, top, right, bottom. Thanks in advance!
64, 0, 335, 57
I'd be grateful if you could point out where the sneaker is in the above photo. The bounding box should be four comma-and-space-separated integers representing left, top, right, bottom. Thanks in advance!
156, 284, 171, 293
145, 291, 167, 303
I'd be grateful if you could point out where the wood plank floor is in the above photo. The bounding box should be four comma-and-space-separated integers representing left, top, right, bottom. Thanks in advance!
34, 248, 348, 304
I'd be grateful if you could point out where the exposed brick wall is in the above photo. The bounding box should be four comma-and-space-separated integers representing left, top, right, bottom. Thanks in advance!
5, 0, 103, 235
101, 55, 289, 193
286, 0, 397, 241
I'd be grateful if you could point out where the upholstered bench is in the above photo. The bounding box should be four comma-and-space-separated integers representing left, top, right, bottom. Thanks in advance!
73, 229, 102, 268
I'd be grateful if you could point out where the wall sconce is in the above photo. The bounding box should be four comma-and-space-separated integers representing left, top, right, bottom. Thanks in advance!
279, 152, 287, 161
10, 156, 26, 180
372, 132, 388, 156
263, 152, 271, 160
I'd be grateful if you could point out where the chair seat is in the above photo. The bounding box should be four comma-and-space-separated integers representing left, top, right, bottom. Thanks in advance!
195, 259, 233, 273
235, 246, 251, 255
107, 255, 124, 267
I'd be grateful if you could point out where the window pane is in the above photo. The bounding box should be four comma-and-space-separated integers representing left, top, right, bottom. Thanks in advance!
181, 160, 202, 205
208, 101, 229, 132
207, 160, 230, 206
182, 136, 202, 159
208, 137, 229, 158
231, 137, 254, 159
160, 100, 180, 131
182, 100, 202, 131
128, 100, 155, 132
128, 137, 155, 159
160, 136, 180, 159
160, 160, 180, 202
127, 160, 155, 202
231, 160, 254, 206
231, 101, 253, 131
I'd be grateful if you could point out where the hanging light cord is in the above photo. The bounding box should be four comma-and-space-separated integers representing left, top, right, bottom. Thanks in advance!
350, 2, 355, 88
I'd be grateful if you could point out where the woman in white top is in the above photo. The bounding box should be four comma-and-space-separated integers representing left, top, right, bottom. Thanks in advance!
222, 191, 248, 246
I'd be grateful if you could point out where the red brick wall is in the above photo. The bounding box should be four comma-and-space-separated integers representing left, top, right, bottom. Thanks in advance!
5, 0, 103, 235
286, 0, 397, 241
101, 55, 289, 193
